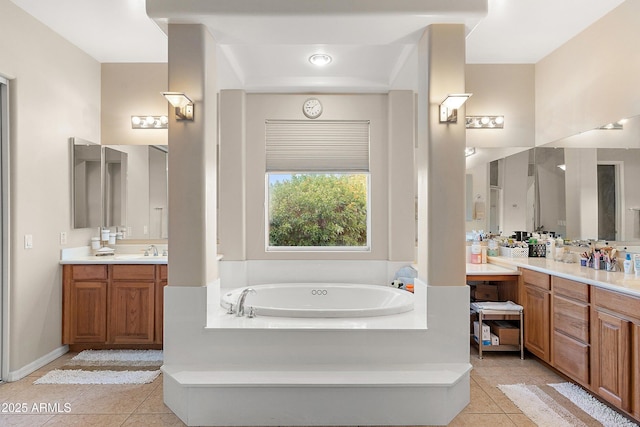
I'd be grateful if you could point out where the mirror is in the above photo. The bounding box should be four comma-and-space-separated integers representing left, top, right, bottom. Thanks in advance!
101, 145, 168, 239
104, 147, 127, 228
471, 114, 640, 241
72, 138, 102, 229
71, 139, 168, 240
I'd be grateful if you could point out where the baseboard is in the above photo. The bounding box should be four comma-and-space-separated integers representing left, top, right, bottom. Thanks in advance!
5, 345, 68, 382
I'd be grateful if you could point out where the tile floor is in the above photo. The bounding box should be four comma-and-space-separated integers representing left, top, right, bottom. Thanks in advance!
0, 347, 588, 426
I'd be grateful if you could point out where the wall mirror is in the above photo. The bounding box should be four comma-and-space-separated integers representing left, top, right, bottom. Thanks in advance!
473, 114, 640, 242
71, 138, 168, 240
71, 137, 102, 229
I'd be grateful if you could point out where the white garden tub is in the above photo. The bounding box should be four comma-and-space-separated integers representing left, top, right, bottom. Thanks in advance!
221, 283, 414, 318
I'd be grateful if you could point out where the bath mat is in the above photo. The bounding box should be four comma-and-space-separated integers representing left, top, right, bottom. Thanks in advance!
549, 382, 639, 427
34, 350, 163, 385
34, 369, 160, 385
498, 384, 588, 427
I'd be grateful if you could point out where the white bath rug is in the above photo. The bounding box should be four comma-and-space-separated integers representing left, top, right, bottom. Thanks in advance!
498, 383, 587, 427
550, 382, 639, 427
34, 369, 160, 385
68, 349, 163, 367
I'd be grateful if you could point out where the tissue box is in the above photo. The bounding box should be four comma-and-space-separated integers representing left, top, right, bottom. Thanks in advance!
488, 320, 519, 345
473, 321, 491, 346
491, 333, 500, 346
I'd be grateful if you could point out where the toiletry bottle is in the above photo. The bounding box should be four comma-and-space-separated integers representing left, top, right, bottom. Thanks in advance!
634, 254, 640, 276
624, 253, 633, 274
471, 239, 481, 264
546, 236, 555, 259
593, 250, 600, 270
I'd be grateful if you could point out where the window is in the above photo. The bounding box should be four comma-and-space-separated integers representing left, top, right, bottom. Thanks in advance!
265, 120, 370, 250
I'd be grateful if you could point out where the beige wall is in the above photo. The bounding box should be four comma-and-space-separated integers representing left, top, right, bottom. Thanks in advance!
535, 0, 640, 146
0, 0, 100, 375
219, 92, 415, 261
101, 63, 168, 146
466, 64, 535, 149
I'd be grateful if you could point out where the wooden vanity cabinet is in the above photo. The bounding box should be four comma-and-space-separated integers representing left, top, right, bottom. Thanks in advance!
62, 265, 108, 344
520, 269, 551, 362
591, 287, 640, 416
63, 264, 166, 349
551, 277, 590, 387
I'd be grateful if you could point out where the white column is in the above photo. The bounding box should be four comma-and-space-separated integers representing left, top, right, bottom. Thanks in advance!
167, 24, 218, 286
218, 90, 246, 260
416, 24, 467, 286
388, 90, 416, 261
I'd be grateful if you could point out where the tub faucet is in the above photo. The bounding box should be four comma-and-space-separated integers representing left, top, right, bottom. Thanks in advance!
236, 288, 256, 317
147, 245, 158, 256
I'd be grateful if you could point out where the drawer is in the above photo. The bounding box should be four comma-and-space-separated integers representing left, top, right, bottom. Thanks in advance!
594, 287, 640, 322
553, 276, 589, 303
71, 265, 107, 281
553, 331, 590, 385
521, 268, 550, 291
111, 265, 156, 281
553, 294, 589, 342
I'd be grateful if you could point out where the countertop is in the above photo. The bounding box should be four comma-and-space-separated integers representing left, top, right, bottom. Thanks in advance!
466, 263, 520, 276
59, 245, 168, 264
489, 256, 640, 298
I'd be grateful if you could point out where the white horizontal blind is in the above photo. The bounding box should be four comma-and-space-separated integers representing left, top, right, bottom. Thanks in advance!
265, 120, 370, 172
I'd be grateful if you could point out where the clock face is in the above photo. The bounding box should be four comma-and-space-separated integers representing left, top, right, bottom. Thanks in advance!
303, 98, 322, 119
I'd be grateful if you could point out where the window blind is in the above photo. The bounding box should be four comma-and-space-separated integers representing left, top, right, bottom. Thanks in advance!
265, 120, 370, 172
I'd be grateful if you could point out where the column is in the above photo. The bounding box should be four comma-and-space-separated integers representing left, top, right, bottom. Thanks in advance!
416, 24, 467, 286
167, 24, 218, 286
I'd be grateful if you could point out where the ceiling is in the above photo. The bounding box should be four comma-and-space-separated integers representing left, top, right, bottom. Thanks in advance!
9, 0, 627, 92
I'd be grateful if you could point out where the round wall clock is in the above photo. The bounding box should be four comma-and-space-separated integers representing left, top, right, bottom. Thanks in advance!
302, 98, 323, 119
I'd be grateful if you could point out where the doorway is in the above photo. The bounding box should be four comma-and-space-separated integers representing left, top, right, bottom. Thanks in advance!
597, 162, 623, 241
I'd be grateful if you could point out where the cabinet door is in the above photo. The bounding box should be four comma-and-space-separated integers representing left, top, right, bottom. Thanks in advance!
109, 281, 155, 344
523, 285, 550, 362
69, 281, 108, 343
154, 280, 167, 344
593, 310, 631, 410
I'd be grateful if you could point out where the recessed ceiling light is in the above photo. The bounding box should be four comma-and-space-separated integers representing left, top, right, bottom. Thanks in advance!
309, 54, 332, 66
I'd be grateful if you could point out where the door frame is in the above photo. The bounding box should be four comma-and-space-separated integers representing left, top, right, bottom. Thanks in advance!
0, 75, 9, 381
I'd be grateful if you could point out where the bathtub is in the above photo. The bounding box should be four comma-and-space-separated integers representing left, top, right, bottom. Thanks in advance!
221, 283, 414, 318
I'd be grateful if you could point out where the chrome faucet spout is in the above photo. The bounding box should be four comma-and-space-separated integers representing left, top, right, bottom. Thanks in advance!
147, 244, 158, 256
236, 288, 256, 317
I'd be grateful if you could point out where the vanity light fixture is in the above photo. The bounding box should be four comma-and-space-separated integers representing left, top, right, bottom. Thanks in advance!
464, 147, 476, 157
598, 121, 624, 130
439, 93, 472, 123
162, 92, 194, 121
309, 54, 332, 66
131, 115, 168, 129
465, 115, 505, 129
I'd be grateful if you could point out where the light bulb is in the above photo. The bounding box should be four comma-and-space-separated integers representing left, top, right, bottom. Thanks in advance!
494, 116, 504, 125
480, 116, 490, 125
146, 116, 155, 125
131, 116, 141, 125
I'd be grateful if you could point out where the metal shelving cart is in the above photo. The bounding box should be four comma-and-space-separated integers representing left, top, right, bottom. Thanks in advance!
471, 302, 524, 359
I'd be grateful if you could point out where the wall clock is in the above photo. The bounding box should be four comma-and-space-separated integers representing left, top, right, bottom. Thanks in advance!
303, 98, 323, 119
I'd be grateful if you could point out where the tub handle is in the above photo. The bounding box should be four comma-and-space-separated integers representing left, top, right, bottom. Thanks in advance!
226, 303, 235, 314
247, 307, 256, 318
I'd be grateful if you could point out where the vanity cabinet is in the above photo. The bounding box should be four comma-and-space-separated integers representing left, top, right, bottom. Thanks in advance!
63, 264, 166, 349
551, 277, 590, 386
591, 287, 640, 415
520, 269, 551, 362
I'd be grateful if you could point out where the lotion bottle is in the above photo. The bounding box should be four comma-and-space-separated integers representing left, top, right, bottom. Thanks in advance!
624, 253, 633, 274
546, 237, 555, 259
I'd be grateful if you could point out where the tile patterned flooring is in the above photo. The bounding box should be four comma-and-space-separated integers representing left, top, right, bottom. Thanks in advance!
0, 347, 577, 426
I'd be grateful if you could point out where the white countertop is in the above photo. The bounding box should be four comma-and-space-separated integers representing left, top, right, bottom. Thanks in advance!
466, 263, 520, 276
489, 256, 640, 298
60, 245, 168, 264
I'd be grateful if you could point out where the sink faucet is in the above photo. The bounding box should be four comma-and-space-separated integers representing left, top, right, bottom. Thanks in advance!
235, 288, 256, 317
147, 245, 158, 256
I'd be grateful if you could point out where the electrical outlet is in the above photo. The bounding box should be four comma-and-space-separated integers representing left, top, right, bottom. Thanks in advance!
60, 231, 67, 245
24, 234, 33, 249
